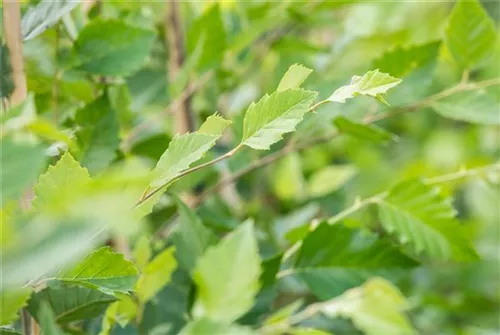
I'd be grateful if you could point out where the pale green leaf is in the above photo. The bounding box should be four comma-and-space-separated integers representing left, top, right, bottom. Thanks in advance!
73, 20, 156, 76
150, 113, 231, 188
372, 41, 441, 78
58, 247, 139, 294
291, 328, 333, 335
21, 0, 81, 40
307, 165, 357, 198
263, 300, 303, 326
241, 89, 317, 150
377, 179, 478, 261
445, 0, 497, 68
0, 288, 32, 325
292, 223, 418, 299
271, 152, 305, 201
33, 152, 91, 212
135, 246, 177, 303
37, 302, 68, 335
25, 119, 77, 151
1, 137, 45, 204
193, 221, 261, 322
171, 198, 216, 272
431, 90, 500, 125
328, 70, 402, 105
333, 117, 398, 144
180, 318, 256, 335
27, 281, 115, 324
321, 278, 415, 335
98, 293, 137, 335
132, 235, 151, 271
277, 64, 313, 91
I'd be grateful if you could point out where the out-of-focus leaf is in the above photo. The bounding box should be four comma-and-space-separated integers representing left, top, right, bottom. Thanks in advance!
292, 223, 418, 299
328, 70, 402, 105
37, 302, 69, 335
0, 288, 32, 325
0, 137, 45, 204
0, 44, 14, 98
271, 152, 305, 201
372, 41, 441, 77
377, 179, 478, 261
192, 221, 261, 322
0, 327, 22, 335
290, 328, 332, 335
22, 0, 82, 40
263, 300, 303, 326
27, 281, 115, 324
33, 152, 91, 212
277, 64, 313, 91
431, 90, 500, 125
98, 293, 137, 335
333, 117, 397, 144
307, 165, 357, 198
132, 235, 151, 271
321, 278, 415, 335
186, 4, 226, 70
444, 0, 497, 68
150, 113, 231, 188
75, 95, 120, 174
241, 89, 317, 150
171, 198, 216, 272
135, 247, 177, 303
179, 318, 256, 335
57, 247, 139, 294
73, 20, 156, 76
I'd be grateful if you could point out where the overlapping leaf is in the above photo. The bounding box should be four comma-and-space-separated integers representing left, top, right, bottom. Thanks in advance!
0, 288, 33, 325
444, 0, 497, 68
57, 247, 139, 294
277, 64, 313, 91
334, 116, 397, 144
180, 318, 256, 335
192, 222, 261, 322
377, 179, 478, 261
292, 223, 418, 299
27, 281, 115, 324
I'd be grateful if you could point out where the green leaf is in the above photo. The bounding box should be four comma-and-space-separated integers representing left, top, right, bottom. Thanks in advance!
328, 70, 402, 105
334, 117, 397, 144
186, 4, 226, 70
27, 281, 115, 324
98, 293, 137, 335
73, 20, 156, 76
241, 89, 317, 150
431, 89, 500, 125
1, 137, 45, 204
37, 302, 69, 335
179, 318, 256, 335
0, 44, 15, 98
57, 247, 139, 294
33, 152, 91, 212
135, 246, 177, 303
0, 327, 22, 335
321, 278, 415, 335
277, 64, 313, 91
292, 223, 418, 299
21, 0, 81, 40
291, 328, 332, 335
271, 152, 305, 201
75, 96, 120, 174
171, 198, 216, 272
307, 165, 357, 198
150, 113, 231, 188
193, 221, 262, 322
377, 179, 478, 261
263, 300, 303, 326
132, 235, 151, 271
372, 41, 441, 77
0, 288, 33, 325
444, 0, 497, 68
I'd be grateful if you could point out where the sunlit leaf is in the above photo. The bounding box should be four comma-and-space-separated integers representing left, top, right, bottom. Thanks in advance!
277, 64, 313, 91
241, 89, 317, 150
0, 288, 32, 325
58, 247, 139, 294
307, 165, 357, 198
179, 318, 256, 335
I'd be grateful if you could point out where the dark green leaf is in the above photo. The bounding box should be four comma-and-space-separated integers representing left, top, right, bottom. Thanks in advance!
333, 116, 397, 144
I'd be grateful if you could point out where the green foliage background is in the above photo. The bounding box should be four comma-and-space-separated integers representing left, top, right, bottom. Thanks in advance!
1, 1, 499, 334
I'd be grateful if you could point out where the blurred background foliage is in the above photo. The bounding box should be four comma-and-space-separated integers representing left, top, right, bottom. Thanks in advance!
1, 0, 499, 334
